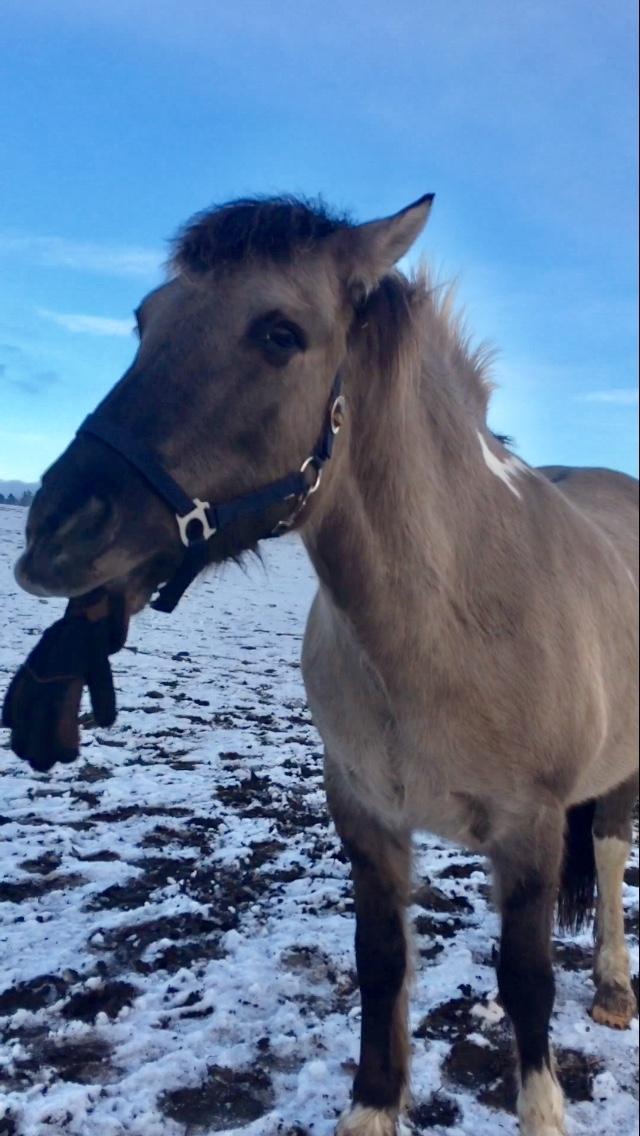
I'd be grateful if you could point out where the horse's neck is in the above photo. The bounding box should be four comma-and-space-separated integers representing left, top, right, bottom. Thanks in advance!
302, 344, 490, 681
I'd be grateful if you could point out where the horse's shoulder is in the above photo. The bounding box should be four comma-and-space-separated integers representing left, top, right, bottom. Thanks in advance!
537, 464, 638, 500
537, 465, 638, 583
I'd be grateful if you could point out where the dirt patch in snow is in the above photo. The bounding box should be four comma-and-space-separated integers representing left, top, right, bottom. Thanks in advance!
160, 1065, 274, 1130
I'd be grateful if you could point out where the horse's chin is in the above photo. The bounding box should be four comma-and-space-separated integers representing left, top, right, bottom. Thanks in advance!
110, 550, 184, 615
13, 549, 106, 600
14, 542, 178, 617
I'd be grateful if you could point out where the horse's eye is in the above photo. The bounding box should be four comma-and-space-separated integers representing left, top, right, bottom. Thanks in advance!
266, 324, 302, 352
248, 313, 306, 364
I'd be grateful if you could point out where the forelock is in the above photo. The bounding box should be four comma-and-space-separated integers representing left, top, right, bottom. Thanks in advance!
171, 196, 352, 275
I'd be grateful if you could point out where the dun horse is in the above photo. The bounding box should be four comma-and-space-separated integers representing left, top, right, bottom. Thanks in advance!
15, 196, 638, 1135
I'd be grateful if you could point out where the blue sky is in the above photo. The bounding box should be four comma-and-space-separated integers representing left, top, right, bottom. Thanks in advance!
1, 0, 637, 481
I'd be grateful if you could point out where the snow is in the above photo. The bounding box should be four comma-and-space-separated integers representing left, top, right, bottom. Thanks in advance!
0, 503, 637, 1135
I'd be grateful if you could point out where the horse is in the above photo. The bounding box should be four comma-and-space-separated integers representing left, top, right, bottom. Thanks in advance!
15, 195, 638, 1136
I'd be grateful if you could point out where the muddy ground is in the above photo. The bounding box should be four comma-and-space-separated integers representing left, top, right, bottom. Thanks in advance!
0, 506, 637, 1135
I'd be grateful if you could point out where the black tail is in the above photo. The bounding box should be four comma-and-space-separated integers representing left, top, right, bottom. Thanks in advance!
557, 800, 597, 933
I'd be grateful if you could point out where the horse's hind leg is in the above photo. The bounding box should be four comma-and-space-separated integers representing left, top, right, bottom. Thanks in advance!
592, 774, 638, 1029
327, 778, 411, 1136
493, 805, 566, 1136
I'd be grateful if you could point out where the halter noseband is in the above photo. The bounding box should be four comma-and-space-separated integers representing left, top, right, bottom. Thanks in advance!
77, 375, 345, 614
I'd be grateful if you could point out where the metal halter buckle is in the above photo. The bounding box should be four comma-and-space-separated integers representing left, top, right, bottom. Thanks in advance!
330, 394, 346, 435
300, 455, 323, 495
270, 456, 322, 538
176, 498, 217, 547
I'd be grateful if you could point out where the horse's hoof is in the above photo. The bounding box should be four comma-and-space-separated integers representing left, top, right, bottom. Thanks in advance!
336, 1105, 399, 1136
591, 981, 638, 1030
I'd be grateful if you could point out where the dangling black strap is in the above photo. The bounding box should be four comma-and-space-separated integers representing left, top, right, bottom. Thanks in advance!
149, 540, 211, 614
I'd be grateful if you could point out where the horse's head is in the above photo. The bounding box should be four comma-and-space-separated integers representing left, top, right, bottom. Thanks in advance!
16, 195, 431, 611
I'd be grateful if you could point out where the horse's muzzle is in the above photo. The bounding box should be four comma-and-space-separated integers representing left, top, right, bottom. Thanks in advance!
16, 499, 181, 619
15, 493, 120, 597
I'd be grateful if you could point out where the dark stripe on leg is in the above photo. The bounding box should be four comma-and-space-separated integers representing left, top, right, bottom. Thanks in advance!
496, 869, 557, 1080
340, 833, 409, 1114
353, 902, 406, 1109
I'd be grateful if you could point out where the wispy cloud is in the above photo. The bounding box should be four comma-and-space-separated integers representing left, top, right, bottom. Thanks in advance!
38, 308, 134, 337
9, 369, 59, 396
0, 351, 59, 395
0, 233, 161, 278
577, 388, 639, 406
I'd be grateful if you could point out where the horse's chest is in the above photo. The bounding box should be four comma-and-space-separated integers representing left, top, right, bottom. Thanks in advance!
301, 594, 485, 840
308, 658, 404, 816
302, 596, 451, 829
302, 604, 402, 812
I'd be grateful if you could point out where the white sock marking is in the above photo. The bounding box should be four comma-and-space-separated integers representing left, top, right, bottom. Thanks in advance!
337, 1105, 398, 1136
518, 1066, 566, 1136
594, 835, 632, 986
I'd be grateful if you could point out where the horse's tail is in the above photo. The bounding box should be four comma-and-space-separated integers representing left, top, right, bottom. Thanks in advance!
557, 799, 597, 933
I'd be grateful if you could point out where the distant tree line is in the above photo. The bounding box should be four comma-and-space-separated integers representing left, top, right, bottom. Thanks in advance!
0, 490, 34, 507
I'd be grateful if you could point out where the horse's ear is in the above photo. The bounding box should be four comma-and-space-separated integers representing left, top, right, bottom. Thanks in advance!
333, 194, 434, 302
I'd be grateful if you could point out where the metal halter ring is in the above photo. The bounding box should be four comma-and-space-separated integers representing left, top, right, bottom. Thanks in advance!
300, 456, 323, 495
176, 498, 217, 547
330, 394, 346, 435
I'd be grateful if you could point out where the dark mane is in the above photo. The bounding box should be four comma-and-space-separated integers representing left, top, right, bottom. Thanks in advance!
172, 195, 352, 274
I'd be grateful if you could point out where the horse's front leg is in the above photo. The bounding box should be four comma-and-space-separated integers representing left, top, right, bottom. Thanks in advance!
328, 775, 411, 1136
493, 806, 566, 1136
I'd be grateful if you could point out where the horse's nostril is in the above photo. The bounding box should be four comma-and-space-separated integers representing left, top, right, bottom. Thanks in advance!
15, 494, 118, 597
56, 495, 114, 543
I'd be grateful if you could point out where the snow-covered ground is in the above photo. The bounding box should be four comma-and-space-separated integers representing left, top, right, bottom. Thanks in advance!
0, 502, 637, 1136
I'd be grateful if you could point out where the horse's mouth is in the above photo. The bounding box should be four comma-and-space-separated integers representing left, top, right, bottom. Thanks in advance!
16, 469, 262, 616
115, 552, 181, 614
15, 539, 180, 617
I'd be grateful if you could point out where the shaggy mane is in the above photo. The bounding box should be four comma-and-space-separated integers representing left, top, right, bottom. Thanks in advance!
361, 269, 495, 418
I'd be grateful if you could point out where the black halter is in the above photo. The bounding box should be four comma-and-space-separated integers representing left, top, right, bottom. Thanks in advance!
77, 374, 345, 614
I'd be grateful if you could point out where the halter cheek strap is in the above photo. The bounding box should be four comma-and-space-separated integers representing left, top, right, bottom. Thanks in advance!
77, 374, 345, 614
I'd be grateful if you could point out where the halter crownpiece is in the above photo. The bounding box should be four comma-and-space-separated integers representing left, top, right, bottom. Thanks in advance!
78, 373, 345, 613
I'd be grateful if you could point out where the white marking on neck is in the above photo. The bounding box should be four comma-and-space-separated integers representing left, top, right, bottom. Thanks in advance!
477, 431, 528, 499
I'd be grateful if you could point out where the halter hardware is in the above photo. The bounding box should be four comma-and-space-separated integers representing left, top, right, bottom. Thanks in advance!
176, 498, 217, 547
299, 455, 323, 494
330, 394, 346, 435
78, 374, 344, 613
